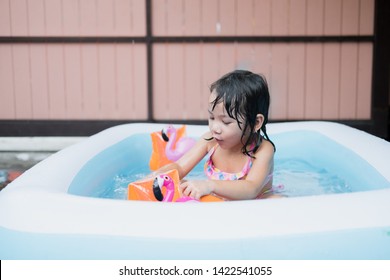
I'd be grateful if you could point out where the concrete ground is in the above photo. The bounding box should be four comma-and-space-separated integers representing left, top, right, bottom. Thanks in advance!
0, 137, 85, 191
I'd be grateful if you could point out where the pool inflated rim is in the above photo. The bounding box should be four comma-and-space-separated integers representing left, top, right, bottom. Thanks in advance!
1, 121, 389, 259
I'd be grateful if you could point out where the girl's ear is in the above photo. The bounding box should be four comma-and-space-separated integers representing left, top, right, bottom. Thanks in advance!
254, 114, 265, 132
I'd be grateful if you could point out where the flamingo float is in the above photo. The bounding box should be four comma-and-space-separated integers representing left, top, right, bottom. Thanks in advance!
153, 174, 197, 202
161, 125, 196, 161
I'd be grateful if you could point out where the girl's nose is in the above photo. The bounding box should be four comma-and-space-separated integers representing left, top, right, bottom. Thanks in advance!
211, 123, 222, 134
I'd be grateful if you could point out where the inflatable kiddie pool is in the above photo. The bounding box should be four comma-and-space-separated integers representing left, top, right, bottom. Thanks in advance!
0, 121, 389, 259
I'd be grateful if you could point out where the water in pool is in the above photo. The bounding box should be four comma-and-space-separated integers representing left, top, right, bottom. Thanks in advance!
93, 158, 351, 199
68, 130, 388, 199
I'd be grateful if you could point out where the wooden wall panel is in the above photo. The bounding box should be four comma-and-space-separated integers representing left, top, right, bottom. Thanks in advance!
152, 42, 373, 121
359, 0, 375, 35
0, 0, 375, 124
289, 0, 306, 35
356, 43, 372, 118
47, 45, 67, 119
305, 44, 323, 118
0, 45, 15, 119
322, 43, 341, 119
12, 45, 32, 119
287, 43, 305, 119
269, 43, 289, 119
30, 44, 49, 119
81, 45, 100, 119
342, 0, 360, 35
0, 0, 11, 36
272, 0, 289, 36
340, 43, 359, 119
152, 0, 374, 36
253, 0, 272, 35
307, 0, 324, 35
0, 43, 147, 120
1, 0, 146, 37
62, 0, 80, 36
64, 45, 83, 119
324, 0, 342, 35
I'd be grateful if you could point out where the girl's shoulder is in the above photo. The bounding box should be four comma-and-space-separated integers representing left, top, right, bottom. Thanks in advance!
253, 138, 275, 158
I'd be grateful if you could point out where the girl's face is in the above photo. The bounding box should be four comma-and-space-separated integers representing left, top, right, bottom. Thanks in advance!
208, 92, 247, 151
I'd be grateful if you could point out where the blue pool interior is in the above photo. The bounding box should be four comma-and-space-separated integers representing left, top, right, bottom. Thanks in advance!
68, 130, 390, 199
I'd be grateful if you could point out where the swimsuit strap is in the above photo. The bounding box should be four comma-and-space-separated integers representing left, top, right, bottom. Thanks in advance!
204, 144, 254, 180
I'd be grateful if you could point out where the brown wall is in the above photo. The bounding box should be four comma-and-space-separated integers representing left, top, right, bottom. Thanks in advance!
0, 0, 375, 123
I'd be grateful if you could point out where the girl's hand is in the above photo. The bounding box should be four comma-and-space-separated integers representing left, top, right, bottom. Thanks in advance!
179, 180, 213, 200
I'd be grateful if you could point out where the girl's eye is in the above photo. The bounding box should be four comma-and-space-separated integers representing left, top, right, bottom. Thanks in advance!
222, 120, 232, 125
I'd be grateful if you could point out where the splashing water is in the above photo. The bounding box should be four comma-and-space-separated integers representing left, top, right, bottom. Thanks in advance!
93, 158, 350, 200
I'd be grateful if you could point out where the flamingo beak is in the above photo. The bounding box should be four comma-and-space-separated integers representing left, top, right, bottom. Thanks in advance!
161, 129, 169, 142
153, 176, 164, 201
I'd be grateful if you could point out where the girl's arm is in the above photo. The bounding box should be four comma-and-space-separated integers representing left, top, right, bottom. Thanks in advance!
180, 139, 275, 200
151, 131, 212, 180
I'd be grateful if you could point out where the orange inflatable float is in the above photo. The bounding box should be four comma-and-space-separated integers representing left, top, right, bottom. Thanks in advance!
149, 125, 195, 170
128, 169, 223, 202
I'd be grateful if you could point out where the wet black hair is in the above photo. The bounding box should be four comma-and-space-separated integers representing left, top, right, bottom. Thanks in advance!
209, 69, 275, 157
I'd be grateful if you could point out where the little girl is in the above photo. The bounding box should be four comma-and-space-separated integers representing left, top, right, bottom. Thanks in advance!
155, 70, 276, 200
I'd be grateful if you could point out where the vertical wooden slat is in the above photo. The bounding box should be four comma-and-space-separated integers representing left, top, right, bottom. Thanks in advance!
339, 43, 358, 118
253, 43, 272, 86
62, 0, 80, 36
289, 0, 306, 35
96, 0, 114, 36
287, 43, 305, 119
64, 45, 83, 119
98, 44, 117, 119
269, 43, 288, 119
236, 0, 254, 36
201, 44, 219, 117
45, 0, 63, 36
166, 0, 183, 36
184, 0, 201, 36
30, 44, 49, 119
253, 0, 271, 35
168, 44, 185, 118
236, 43, 256, 72
219, 0, 235, 35
153, 44, 170, 119
0, 44, 15, 119
183, 44, 202, 118
81, 44, 100, 119
324, 0, 342, 35
218, 44, 236, 76
341, 0, 359, 35
201, 0, 219, 35
80, 0, 97, 36
0, 0, 11, 35
359, 0, 374, 35
114, 0, 131, 36
47, 44, 67, 119
132, 45, 148, 119
12, 45, 32, 118
152, 0, 166, 35
132, 0, 146, 36
356, 43, 372, 119
322, 43, 341, 119
10, 0, 29, 36
271, 0, 288, 35
27, 0, 45, 36
306, 0, 324, 35
116, 44, 134, 118
305, 44, 323, 119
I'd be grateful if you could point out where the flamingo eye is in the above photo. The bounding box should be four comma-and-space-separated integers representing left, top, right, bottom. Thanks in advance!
164, 176, 169, 180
